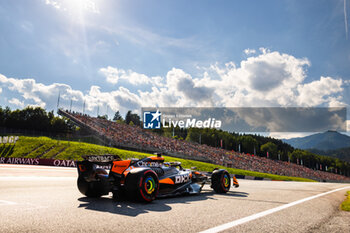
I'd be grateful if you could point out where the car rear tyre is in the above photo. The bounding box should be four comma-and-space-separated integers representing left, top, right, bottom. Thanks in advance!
211, 169, 231, 193
77, 168, 109, 197
125, 168, 159, 202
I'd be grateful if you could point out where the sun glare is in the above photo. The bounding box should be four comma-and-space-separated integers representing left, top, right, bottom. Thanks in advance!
67, 0, 99, 14
45, 0, 100, 15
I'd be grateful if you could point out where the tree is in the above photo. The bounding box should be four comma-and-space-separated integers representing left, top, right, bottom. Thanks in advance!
51, 117, 69, 133
240, 135, 258, 154
260, 142, 278, 159
125, 111, 132, 124
97, 115, 108, 120
0, 106, 4, 126
125, 110, 141, 126
0, 106, 74, 134
113, 111, 123, 121
186, 128, 201, 143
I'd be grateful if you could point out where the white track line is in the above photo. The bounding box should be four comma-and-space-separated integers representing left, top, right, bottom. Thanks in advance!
200, 186, 350, 233
0, 176, 76, 181
0, 167, 76, 172
0, 164, 76, 169
0, 200, 17, 205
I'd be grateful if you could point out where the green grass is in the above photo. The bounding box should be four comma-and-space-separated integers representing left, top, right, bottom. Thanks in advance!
9, 137, 44, 158
161, 156, 314, 182
43, 144, 66, 159
4, 136, 315, 182
341, 191, 350, 211
0, 144, 15, 157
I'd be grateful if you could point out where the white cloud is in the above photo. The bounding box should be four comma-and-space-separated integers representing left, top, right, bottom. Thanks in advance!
0, 74, 82, 109
259, 47, 270, 54
100, 49, 345, 110
297, 77, 343, 107
45, 0, 60, 9
20, 21, 34, 33
100, 66, 165, 86
0, 87, 2, 94
44, 0, 100, 14
244, 48, 256, 55
268, 132, 314, 139
8, 98, 24, 108
197, 50, 313, 107
165, 68, 214, 105
0, 48, 347, 118
207, 49, 347, 109
87, 85, 141, 113
100, 66, 151, 85
0, 73, 143, 116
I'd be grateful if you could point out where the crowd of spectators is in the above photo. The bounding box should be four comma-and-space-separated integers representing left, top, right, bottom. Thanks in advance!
64, 110, 350, 182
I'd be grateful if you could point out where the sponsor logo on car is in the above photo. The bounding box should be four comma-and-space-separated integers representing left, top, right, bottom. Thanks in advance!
175, 173, 190, 184
85, 155, 119, 162
137, 161, 161, 167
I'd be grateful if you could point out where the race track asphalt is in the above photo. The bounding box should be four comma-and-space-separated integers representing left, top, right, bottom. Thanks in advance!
1, 164, 350, 233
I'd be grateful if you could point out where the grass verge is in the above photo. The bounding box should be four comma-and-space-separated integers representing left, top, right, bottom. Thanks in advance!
4, 136, 315, 182
341, 191, 350, 211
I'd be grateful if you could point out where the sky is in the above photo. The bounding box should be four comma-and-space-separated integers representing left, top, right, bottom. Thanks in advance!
0, 0, 349, 138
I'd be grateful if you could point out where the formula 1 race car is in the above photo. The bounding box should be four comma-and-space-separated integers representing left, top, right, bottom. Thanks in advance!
76, 154, 239, 202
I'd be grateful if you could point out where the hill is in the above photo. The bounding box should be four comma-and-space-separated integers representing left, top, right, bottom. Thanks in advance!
308, 147, 350, 163
283, 131, 350, 151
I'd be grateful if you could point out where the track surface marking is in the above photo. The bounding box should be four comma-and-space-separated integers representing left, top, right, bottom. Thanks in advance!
200, 186, 350, 233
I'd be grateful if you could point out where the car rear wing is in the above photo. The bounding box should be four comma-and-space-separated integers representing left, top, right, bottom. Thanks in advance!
82, 154, 121, 165
77, 154, 121, 178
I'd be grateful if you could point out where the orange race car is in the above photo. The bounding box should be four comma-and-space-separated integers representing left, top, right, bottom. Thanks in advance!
77, 154, 239, 202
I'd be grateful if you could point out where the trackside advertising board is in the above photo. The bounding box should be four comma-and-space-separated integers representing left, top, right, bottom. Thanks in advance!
0, 157, 77, 167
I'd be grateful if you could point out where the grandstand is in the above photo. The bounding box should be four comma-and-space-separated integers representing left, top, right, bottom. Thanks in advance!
58, 109, 350, 182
